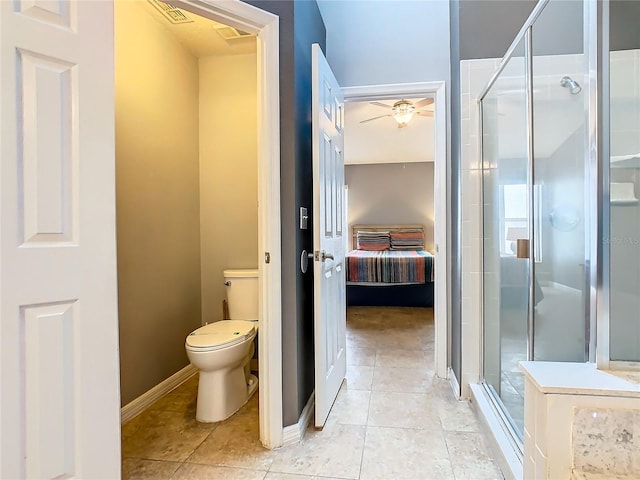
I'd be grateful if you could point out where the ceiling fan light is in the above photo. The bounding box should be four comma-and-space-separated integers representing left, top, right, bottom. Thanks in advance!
392, 101, 415, 125
394, 111, 414, 125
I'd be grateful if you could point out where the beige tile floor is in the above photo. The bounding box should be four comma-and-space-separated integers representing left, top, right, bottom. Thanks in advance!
121, 307, 504, 480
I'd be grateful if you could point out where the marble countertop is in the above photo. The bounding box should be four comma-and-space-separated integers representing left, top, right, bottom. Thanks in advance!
519, 361, 640, 398
606, 369, 640, 385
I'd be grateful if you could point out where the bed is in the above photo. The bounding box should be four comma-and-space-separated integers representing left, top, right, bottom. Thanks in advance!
346, 224, 434, 307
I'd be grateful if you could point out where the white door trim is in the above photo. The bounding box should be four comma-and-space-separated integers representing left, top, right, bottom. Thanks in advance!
342, 82, 449, 379
172, 0, 283, 449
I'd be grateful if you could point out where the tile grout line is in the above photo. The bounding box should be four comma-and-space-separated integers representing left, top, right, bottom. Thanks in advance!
357, 343, 377, 480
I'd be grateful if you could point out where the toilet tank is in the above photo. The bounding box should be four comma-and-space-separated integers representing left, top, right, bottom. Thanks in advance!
224, 269, 259, 320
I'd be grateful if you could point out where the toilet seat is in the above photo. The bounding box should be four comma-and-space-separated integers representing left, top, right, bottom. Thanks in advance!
185, 320, 255, 351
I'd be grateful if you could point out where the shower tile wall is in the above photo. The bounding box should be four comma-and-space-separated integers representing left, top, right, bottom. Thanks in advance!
459, 57, 500, 398
610, 49, 640, 362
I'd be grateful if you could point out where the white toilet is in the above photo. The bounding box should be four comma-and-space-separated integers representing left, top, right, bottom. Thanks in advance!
185, 269, 258, 423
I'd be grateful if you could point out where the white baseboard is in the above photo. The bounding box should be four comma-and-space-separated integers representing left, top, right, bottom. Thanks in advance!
121, 364, 198, 424
281, 391, 315, 447
448, 367, 460, 399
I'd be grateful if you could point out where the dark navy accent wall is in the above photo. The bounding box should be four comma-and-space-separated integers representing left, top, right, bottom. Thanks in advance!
449, 0, 462, 393
293, 0, 326, 421
242, 0, 325, 427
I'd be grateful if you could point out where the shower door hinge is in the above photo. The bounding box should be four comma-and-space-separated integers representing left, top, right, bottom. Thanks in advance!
265, 252, 271, 264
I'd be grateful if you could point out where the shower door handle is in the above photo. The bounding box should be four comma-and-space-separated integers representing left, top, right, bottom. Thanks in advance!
516, 239, 529, 259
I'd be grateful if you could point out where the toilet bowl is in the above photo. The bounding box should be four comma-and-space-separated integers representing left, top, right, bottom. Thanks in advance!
185, 268, 259, 423
185, 320, 258, 422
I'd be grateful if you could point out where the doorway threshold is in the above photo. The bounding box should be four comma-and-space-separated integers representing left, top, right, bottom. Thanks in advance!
470, 383, 523, 480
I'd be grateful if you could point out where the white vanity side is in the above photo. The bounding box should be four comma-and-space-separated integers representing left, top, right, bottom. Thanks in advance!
520, 362, 640, 479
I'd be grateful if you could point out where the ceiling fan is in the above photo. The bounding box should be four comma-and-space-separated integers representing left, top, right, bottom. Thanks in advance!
360, 98, 434, 128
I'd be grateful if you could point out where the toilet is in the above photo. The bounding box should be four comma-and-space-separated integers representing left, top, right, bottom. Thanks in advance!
185, 269, 258, 423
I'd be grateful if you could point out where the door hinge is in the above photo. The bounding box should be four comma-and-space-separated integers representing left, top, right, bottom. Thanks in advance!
265, 252, 271, 264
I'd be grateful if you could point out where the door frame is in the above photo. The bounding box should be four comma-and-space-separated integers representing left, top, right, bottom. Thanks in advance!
163, 0, 283, 448
342, 82, 449, 378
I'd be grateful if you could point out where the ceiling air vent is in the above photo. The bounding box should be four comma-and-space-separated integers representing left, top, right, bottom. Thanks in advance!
148, 0, 194, 24
214, 25, 253, 41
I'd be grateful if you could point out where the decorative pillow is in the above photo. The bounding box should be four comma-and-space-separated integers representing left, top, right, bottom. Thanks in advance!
356, 231, 390, 251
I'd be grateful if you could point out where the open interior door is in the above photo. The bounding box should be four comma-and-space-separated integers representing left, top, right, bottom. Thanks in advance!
1, 2, 121, 477
311, 43, 346, 428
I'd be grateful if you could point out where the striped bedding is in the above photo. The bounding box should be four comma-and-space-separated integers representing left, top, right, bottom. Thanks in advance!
347, 249, 434, 284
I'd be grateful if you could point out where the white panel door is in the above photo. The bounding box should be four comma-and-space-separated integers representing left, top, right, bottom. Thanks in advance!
312, 43, 346, 428
1, 1, 121, 478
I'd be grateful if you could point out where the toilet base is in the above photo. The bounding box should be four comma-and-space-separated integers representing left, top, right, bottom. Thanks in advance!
195, 369, 259, 423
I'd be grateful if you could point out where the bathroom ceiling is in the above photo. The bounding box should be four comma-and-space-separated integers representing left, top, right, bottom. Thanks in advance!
345, 97, 435, 165
141, 1, 256, 57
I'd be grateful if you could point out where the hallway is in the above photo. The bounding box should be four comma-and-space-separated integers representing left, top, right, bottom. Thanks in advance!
122, 307, 503, 479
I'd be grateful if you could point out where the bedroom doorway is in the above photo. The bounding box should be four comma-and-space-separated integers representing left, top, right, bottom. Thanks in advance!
342, 82, 448, 379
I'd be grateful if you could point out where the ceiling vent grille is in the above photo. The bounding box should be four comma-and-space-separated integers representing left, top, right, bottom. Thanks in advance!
148, 0, 194, 24
214, 25, 253, 41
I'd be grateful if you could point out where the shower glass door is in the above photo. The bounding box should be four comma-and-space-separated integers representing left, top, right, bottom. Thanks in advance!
531, 0, 588, 363
480, 0, 590, 442
482, 37, 530, 437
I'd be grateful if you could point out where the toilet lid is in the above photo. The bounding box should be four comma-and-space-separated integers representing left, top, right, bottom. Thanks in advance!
185, 320, 255, 350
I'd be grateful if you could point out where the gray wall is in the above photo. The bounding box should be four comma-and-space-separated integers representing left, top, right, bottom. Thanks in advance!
115, 2, 202, 406
611, 0, 640, 51
459, 0, 640, 61
243, 0, 326, 427
459, 0, 537, 60
346, 163, 435, 252
317, 0, 451, 88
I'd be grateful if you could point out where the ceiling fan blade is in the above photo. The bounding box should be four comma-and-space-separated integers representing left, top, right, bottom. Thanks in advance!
413, 98, 434, 108
415, 110, 434, 117
360, 114, 392, 124
369, 101, 394, 109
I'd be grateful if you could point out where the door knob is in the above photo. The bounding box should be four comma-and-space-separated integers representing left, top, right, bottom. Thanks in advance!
301, 250, 314, 274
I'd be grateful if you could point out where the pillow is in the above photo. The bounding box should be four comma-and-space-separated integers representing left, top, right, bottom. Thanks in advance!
390, 230, 424, 250
356, 231, 390, 251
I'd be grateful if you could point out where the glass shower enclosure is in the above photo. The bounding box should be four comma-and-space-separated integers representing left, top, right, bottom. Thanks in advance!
479, 0, 589, 438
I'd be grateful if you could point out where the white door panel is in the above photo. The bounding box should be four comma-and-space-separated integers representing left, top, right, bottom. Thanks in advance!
312, 44, 346, 428
1, 1, 120, 478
